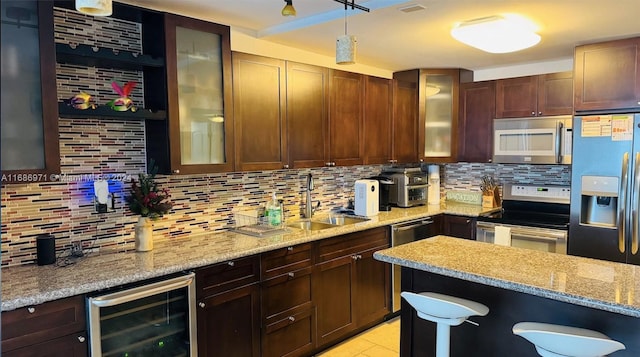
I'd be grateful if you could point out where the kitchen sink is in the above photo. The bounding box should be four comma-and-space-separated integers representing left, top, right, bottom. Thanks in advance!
316, 215, 370, 226
287, 220, 337, 231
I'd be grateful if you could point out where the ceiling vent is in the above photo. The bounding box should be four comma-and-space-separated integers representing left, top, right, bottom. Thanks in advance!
398, 4, 426, 13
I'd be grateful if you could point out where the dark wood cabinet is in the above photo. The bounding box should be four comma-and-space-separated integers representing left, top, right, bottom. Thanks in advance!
147, 14, 233, 174
364, 76, 393, 164
233, 52, 287, 171
329, 69, 365, 167
196, 256, 261, 357
314, 227, 391, 349
574, 36, 640, 113
496, 72, 573, 118
1, 295, 87, 356
1, 1, 60, 182
286, 62, 329, 169
261, 244, 315, 357
392, 79, 419, 164
458, 80, 495, 163
443, 214, 477, 240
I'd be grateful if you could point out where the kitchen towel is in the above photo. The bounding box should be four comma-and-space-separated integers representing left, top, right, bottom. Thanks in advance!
494, 225, 512, 246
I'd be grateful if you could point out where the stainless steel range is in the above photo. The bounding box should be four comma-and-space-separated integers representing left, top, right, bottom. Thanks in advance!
476, 184, 571, 254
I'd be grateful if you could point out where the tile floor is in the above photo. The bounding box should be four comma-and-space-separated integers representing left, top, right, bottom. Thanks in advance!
316, 317, 400, 357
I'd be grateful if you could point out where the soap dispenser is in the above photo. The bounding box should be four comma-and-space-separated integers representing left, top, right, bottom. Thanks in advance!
266, 192, 282, 227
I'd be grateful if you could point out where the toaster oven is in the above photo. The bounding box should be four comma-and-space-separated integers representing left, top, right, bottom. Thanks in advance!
382, 167, 428, 207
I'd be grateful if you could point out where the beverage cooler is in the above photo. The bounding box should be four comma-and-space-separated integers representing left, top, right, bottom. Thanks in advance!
87, 273, 197, 356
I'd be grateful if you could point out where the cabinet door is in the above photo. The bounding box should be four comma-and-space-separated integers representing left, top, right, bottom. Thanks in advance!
1, 1, 59, 181
458, 81, 495, 163
3, 333, 87, 357
329, 70, 364, 166
164, 14, 234, 174
443, 215, 477, 240
354, 244, 390, 326
314, 255, 355, 348
420, 69, 460, 162
233, 52, 287, 171
364, 76, 393, 164
537, 71, 573, 116
495, 76, 538, 118
392, 79, 419, 164
197, 284, 261, 357
574, 37, 640, 112
287, 62, 329, 169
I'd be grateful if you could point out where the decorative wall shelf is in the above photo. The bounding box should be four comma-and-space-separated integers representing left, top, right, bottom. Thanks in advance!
58, 103, 166, 120
55, 43, 164, 71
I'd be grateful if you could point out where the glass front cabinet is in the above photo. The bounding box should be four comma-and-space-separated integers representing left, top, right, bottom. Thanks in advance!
162, 14, 233, 174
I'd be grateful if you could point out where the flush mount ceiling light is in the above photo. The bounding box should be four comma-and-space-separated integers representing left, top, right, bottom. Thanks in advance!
281, 0, 296, 16
451, 15, 541, 53
75, 0, 112, 16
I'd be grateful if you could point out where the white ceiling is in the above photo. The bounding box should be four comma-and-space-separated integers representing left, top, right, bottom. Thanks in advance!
123, 0, 640, 75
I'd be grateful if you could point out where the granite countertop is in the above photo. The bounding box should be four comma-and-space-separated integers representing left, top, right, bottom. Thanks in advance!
1, 201, 497, 311
373, 236, 640, 318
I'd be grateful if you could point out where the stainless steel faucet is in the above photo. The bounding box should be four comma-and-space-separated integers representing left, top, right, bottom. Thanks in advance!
303, 173, 320, 218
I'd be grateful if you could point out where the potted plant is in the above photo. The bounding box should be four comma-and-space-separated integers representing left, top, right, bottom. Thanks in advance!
125, 163, 173, 251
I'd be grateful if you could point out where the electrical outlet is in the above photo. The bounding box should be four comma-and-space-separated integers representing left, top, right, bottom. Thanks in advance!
71, 242, 84, 257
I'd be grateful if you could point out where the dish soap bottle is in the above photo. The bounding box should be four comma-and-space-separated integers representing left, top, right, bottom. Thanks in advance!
266, 192, 282, 227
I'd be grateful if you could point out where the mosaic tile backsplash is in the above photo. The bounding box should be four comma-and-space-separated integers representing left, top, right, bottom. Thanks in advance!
0, 8, 573, 267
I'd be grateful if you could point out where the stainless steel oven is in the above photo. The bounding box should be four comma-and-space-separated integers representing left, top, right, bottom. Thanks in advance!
390, 217, 438, 312
87, 272, 197, 356
476, 184, 570, 255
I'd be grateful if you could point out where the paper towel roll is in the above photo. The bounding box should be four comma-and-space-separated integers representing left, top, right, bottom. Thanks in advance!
494, 225, 512, 246
427, 165, 440, 205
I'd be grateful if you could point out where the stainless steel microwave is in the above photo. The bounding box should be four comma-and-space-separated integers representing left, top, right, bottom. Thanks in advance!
493, 116, 572, 164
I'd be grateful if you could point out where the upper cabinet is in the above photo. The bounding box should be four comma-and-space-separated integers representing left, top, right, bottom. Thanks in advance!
233, 52, 287, 171
363, 76, 393, 165
1, 1, 60, 182
329, 70, 365, 167
287, 62, 329, 169
394, 69, 465, 163
495, 71, 573, 118
574, 36, 640, 113
152, 14, 233, 174
391, 80, 419, 164
458, 80, 495, 163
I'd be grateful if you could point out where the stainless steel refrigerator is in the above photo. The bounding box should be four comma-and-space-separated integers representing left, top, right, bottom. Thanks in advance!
570, 113, 640, 265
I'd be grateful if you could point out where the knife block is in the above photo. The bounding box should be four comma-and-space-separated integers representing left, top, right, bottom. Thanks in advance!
482, 187, 501, 208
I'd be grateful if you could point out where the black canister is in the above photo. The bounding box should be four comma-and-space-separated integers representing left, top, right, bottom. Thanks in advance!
36, 234, 56, 266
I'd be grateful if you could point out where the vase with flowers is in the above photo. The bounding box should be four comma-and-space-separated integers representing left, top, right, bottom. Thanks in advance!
125, 164, 173, 251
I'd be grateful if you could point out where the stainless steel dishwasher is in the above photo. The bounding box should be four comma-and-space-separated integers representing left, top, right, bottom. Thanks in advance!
390, 217, 438, 313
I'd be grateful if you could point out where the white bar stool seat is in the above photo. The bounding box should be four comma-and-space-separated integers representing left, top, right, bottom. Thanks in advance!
401, 291, 489, 357
513, 322, 626, 357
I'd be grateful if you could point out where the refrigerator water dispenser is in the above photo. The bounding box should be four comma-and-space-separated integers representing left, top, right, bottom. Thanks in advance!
580, 176, 618, 227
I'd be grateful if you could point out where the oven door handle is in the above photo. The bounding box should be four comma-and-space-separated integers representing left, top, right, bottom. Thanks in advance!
509, 230, 567, 242
393, 220, 434, 232
89, 273, 195, 308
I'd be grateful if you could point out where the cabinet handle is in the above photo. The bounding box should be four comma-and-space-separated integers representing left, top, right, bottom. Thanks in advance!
227, 261, 235, 267
288, 272, 295, 278
326, 162, 332, 167
283, 164, 289, 169
538, 111, 542, 116
77, 336, 86, 343
466, 219, 471, 224
199, 302, 206, 308
531, 111, 535, 116
172, 169, 180, 174
352, 254, 362, 260
288, 316, 295, 322
27, 307, 35, 314
287, 246, 293, 251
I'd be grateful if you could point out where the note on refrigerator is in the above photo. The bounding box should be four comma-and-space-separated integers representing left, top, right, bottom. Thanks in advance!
494, 225, 512, 246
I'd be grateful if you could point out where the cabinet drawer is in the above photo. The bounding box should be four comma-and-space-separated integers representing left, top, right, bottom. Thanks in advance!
262, 306, 316, 357
3, 332, 88, 357
196, 255, 260, 297
1, 295, 86, 353
261, 243, 312, 280
317, 227, 389, 263
262, 266, 313, 319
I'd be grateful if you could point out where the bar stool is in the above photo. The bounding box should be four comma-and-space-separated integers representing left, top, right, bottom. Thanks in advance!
401, 291, 489, 357
513, 322, 626, 357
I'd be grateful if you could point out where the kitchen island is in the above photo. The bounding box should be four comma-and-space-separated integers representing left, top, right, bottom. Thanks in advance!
373, 236, 640, 357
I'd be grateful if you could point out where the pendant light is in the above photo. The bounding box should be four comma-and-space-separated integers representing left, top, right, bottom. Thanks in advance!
336, 3, 356, 65
75, 0, 112, 17
281, 0, 297, 17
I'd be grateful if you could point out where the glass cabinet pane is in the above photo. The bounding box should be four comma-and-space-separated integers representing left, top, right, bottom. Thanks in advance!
1, 1, 45, 170
175, 26, 225, 165
423, 74, 453, 157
